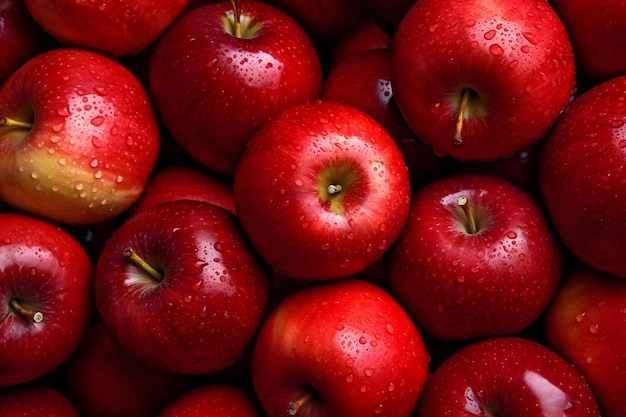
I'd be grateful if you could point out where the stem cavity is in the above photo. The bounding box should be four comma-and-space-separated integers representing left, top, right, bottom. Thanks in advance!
327, 184, 343, 195
124, 247, 164, 283
458, 195, 478, 234
0, 116, 33, 130
453, 88, 472, 148
10, 299, 44, 323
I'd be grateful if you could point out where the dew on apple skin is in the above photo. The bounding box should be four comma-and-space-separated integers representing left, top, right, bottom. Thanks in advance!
360, 384, 368, 393
345, 374, 354, 383
563, 401, 577, 414
484, 30, 497, 40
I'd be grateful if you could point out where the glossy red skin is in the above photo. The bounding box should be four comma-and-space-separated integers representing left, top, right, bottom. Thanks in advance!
387, 173, 562, 341
0, 0, 54, 85
93, 200, 271, 375
233, 100, 412, 281
328, 20, 391, 69
0, 47, 160, 225
544, 264, 626, 417
149, 1, 322, 176
322, 49, 448, 190
415, 337, 600, 417
0, 384, 81, 416
252, 279, 430, 417
549, 0, 626, 87
539, 76, 626, 277
157, 384, 263, 417
0, 213, 93, 386
24, 0, 188, 57
64, 321, 188, 417
130, 165, 236, 216
391, 0, 575, 160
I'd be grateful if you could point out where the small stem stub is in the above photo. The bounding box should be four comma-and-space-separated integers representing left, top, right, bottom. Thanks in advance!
124, 247, 164, 283
10, 299, 44, 323
0, 116, 33, 130
458, 195, 478, 234
230, 0, 242, 38
288, 391, 314, 415
327, 184, 343, 195
453, 88, 472, 148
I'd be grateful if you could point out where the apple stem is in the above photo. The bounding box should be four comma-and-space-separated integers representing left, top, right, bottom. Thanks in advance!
0, 116, 33, 130
230, 0, 242, 38
124, 247, 164, 283
288, 391, 314, 415
327, 184, 343, 195
453, 88, 472, 148
9, 299, 44, 323
458, 195, 478, 234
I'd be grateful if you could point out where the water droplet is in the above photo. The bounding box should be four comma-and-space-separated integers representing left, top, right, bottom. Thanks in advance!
339, 259, 350, 268
428, 24, 437, 33
611, 119, 625, 128
198, 305, 208, 317
57, 106, 70, 117
576, 313, 585, 323
388, 382, 395, 392
321, 243, 330, 251
346, 374, 354, 383
466, 19, 476, 27
184, 295, 192, 303
489, 44, 505, 56
360, 384, 368, 393
91, 136, 102, 148
521, 45, 530, 53
522, 32, 539, 45
484, 30, 497, 40
31, 171, 39, 179
90, 116, 105, 126
618, 140, 626, 148
294, 178, 304, 187
470, 265, 480, 273
374, 404, 384, 414
589, 323, 599, 334
94, 170, 103, 179
192, 280, 203, 291
94, 85, 107, 96
214, 242, 224, 252
359, 336, 367, 345
476, 250, 485, 259
364, 368, 374, 377
506, 231, 518, 239
457, 275, 466, 283
564, 402, 577, 414
385, 323, 394, 334
90, 159, 99, 168
52, 123, 64, 133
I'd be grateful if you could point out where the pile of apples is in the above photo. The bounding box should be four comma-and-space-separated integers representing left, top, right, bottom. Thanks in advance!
2, 0, 626, 415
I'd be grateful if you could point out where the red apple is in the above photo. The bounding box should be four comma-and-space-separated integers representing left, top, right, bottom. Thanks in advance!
544, 264, 626, 417
539, 75, 626, 277
0, 384, 80, 417
549, 0, 626, 87
156, 384, 263, 417
415, 337, 600, 416
149, 0, 322, 176
0, 0, 55, 85
251, 278, 430, 417
23, 0, 189, 57
386, 173, 563, 342
265, 0, 365, 42
63, 321, 188, 417
0, 213, 93, 386
322, 48, 449, 190
0, 47, 160, 226
130, 165, 236, 216
328, 20, 392, 68
93, 199, 271, 375
364, 0, 418, 35
233, 100, 412, 281
391, 0, 576, 161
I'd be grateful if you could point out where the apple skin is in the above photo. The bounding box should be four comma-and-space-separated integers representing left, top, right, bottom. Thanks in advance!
544, 264, 626, 417
322, 48, 449, 190
63, 321, 188, 417
149, 1, 322, 176
0, 47, 160, 226
0, 384, 81, 417
364, 0, 418, 35
391, 0, 576, 161
0, 0, 55, 85
415, 337, 600, 417
23, 0, 189, 57
251, 278, 430, 417
156, 384, 263, 417
129, 165, 236, 216
328, 20, 392, 69
549, 0, 626, 87
386, 173, 563, 342
233, 100, 412, 281
93, 199, 271, 375
0, 213, 93, 386
539, 75, 626, 277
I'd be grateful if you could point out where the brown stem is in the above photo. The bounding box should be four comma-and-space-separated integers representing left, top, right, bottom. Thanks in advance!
458, 195, 477, 234
0, 116, 33, 130
288, 391, 314, 415
230, 0, 242, 38
453, 88, 472, 148
327, 184, 343, 195
124, 247, 163, 283
10, 299, 44, 323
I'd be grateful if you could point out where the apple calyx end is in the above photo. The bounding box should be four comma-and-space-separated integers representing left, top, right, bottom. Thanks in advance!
453, 88, 473, 148
124, 247, 164, 283
458, 195, 478, 234
327, 184, 343, 195
288, 391, 314, 415
9, 299, 44, 323
0, 116, 33, 131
